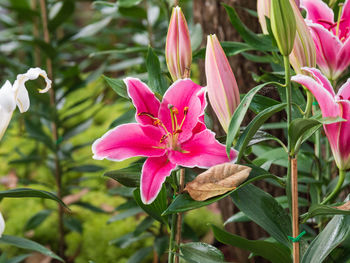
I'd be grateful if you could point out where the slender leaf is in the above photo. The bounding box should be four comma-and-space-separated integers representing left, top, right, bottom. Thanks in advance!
212, 225, 292, 263
301, 204, 350, 223
103, 75, 128, 99
146, 46, 168, 95
180, 242, 225, 263
0, 188, 67, 208
231, 184, 292, 248
25, 209, 52, 231
0, 235, 63, 262
104, 163, 143, 187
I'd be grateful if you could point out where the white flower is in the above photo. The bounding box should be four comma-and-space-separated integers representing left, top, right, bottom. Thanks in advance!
0, 67, 51, 140
0, 212, 5, 237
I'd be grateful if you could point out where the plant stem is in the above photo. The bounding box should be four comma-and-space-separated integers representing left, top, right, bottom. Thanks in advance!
284, 56, 299, 263
39, 0, 65, 259
291, 158, 299, 263
325, 140, 331, 180
168, 213, 177, 263
321, 169, 346, 205
304, 90, 313, 118
284, 55, 293, 213
175, 168, 185, 263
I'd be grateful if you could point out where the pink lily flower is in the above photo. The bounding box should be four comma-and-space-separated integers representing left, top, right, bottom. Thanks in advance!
292, 67, 350, 170
301, 0, 350, 80
92, 78, 237, 204
205, 34, 240, 133
165, 6, 192, 81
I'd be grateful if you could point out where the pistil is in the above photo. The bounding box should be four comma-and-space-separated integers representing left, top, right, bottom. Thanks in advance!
336, 3, 344, 36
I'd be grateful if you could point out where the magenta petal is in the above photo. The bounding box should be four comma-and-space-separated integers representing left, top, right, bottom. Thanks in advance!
338, 79, 350, 100
308, 23, 342, 79
125, 78, 161, 126
168, 129, 237, 168
335, 37, 350, 78
301, 67, 334, 96
337, 100, 350, 170
301, 0, 334, 26
92, 123, 165, 161
339, 0, 350, 40
141, 155, 176, 204
159, 79, 203, 142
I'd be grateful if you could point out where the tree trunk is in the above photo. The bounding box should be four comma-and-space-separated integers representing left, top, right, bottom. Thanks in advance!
193, 1, 285, 262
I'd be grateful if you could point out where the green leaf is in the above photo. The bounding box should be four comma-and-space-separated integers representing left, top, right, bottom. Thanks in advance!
127, 247, 153, 263
301, 204, 350, 223
0, 188, 67, 208
235, 103, 286, 161
190, 23, 203, 51
146, 46, 168, 96
102, 75, 129, 98
180, 242, 225, 263
71, 16, 112, 40
247, 130, 287, 151
133, 186, 167, 224
0, 235, 63, 262
223, 4, 275, 51
249, 94, 280, 114
134, 217, 154, 236
226, 82, 276, 157
231, 184, 292, 248
109, 232, 151, 248
118, 0, 142, 8
289, 118, 321, 154
302, 213, 350, 262
6, 254, 30, 263
104, 163, 143, 187
48, 0, 75, 31
25, 209, 52, 231
68, 165, 104, 173
162, 164, 284, 215
212, 225, 291, 263
109, 109, 135, 128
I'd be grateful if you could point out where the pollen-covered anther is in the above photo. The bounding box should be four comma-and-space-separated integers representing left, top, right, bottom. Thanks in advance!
160, 134, 168, 143
183, 106, 189, 115
174, 129, 183, 134
153, 119, 161, 126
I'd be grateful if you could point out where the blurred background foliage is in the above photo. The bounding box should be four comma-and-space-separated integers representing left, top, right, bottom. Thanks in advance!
0, 0, 218, 262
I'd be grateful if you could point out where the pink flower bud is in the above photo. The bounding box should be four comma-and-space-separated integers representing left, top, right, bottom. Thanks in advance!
205, 34, 240, 133
289, 0, 316, 74
257, 0, 271, 34
165, 6, 192, 81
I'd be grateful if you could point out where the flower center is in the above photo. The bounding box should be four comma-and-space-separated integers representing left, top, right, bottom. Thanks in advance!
138, 105, 189, 150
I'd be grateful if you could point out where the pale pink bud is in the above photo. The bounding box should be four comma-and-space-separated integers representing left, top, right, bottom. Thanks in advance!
205, 34, 240, 133
165, 6, 192, 81
289, 0, 316, 74
257, 0, 271, 34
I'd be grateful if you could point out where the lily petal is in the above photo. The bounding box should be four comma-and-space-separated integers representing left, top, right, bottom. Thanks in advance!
159, 79, 203, 142
92, 123, 166, 161
141, 155, 176, 204
125, 77, 161, 126
0, 212, 5, 237
13, 67, 52, 113
339, 0, 350, 40
0, 108, 14, 141
337, 100, 350, 170
338, 78, 350, 100
335, 37, 350, 78
292, 74, 340, 154
308, 23, 342, 79
0, 81, 16, 112
301, 0, 334, 26
168, 129, 237, 168
301, 67, 334, 96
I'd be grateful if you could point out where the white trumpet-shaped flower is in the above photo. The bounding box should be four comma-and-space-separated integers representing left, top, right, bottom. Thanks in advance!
0, 67, 51, 140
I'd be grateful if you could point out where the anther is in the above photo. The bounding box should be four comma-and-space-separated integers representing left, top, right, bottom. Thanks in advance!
183, 106, 189, 115
160, 134, 168, 143
153, 119, 161, 126
174, 129, 183, 134
173, 107, 179, 115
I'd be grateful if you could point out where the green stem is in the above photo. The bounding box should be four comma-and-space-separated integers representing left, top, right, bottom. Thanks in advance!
321, 169, 346, 205
304, 90, 313, 118
325, 140, 331, 180
168, 213, 177, 263
284, 56, 293, 213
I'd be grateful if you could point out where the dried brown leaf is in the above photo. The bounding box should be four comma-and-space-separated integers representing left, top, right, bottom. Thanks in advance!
335, 201, 350, 211
184, 163, 251, 201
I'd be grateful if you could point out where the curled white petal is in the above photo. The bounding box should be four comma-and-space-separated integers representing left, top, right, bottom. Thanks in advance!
13, 67, 52, 113
0, 107, 14, 140
0, 212, 5, 237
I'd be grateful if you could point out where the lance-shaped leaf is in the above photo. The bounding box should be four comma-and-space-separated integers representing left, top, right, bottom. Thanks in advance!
184, 164, 251, 201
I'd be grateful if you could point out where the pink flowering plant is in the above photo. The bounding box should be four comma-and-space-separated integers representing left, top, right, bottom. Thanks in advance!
88, 1, 350, 262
